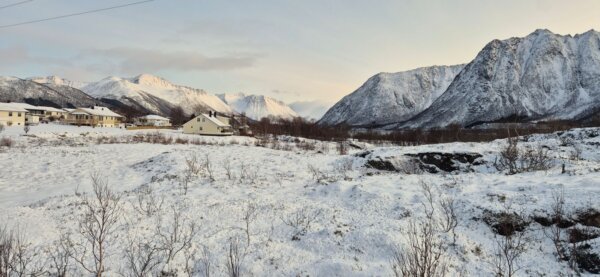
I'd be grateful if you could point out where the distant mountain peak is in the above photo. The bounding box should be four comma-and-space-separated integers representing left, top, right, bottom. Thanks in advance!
218, 92, 298, 120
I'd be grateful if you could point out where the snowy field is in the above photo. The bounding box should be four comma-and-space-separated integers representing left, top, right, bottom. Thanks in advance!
0, 124, 599, 276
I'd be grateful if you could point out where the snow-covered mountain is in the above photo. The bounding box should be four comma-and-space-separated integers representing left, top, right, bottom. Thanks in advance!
29, 76, 88, 89
80, 74, 233, 116
399, 29, 600, 128
290, 100, 333, 121
218, 93, 298, 120
0, 76, 99, 108
318, 65, 464, 127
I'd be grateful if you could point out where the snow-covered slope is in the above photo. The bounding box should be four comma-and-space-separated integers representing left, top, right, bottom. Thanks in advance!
401, 29, 600, 128
318, 65, 464, 127
29, 76, 88, 89
218, 93, 298, 120
0, 76, 99, 108
290, 100, 333, 120
81, 74, 233, 116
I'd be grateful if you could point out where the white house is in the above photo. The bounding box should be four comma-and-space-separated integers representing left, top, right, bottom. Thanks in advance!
134, 115, 172, 127
183, 112, 233, 136
64, 106, 124, 127
0, 103, 27, 127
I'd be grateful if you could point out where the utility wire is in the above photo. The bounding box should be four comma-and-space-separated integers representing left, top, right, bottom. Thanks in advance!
0, 0, 155, 29
0, 0, 34, 10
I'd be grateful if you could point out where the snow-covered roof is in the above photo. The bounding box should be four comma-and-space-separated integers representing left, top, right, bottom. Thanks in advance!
139, 114, 169, 121
0, 103, 28, 112
201, 114, 230, 127
4, 102, 39, 110
72, 106, 123, 117
36, 106, 65, 113
1, 103, 66, 113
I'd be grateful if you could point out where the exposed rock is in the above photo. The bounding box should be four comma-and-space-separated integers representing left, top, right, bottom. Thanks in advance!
482, 210, 529, 236
404, 152, 483, 173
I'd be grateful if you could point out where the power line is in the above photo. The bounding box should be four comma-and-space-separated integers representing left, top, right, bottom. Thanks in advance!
0, 0, 155, 29
0, 0, 34, 10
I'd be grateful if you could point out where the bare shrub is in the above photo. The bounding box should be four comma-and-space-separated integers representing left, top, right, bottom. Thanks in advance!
0, 225, 45, 276
156, 205, 198, 275
204, 154, 215, 182
225, 237, 245, 277
241, 202, 259, 246
47, 233, 74, 277
223, 159, 234, 180
307, 165, 335, 184
0, 137, 13, 147
337, 141, 348, 155
132, 185, 164, 217
520, 145, 552, 172
569, 144, 583, 161
281, 207, 322, 240
491, 230, 527, 277
544, 187, 568, 261
391, 219, 448, 277
495, 138, 552, 174
122, 237, 162, 277
0, 124, 4, 133
198, 246, 213, 277
438, 196, 459, 244
495, 137, 520, 175
71, 175, 122, 276
23, 125, 30, 134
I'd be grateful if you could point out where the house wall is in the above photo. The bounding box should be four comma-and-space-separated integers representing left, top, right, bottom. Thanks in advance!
183, 115, 232, 136
64, 113, 121, 127
0, 110, 26, 126
26, 115, 39, 125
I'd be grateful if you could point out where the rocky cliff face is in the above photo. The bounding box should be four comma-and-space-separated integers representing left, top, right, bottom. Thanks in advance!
0, 77, 99, 108
399, 29, 600, 128
318, 65, 464, 127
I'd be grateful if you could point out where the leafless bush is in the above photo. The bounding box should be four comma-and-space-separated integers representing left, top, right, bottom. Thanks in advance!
520, 145, 552, 172
337, 141, 348, 155
122, 237, 162, 277
241, 203, 259, 246
239, 162, 259, 185
495, 139, 552, 174
223, 159, 234, 180
307, 165, 335, 184
198, 246, 213, 277
71, 175, 122, 276
281, 207, 322, 240
391, 219, 448, 277
133, 185, 164, 217
180, 155, 202, 195
438, 196, 459, 245
334, 159, 353, 180
204, 154, 215, 182
0, 124, 4, 133
0, 225, 45, 277
495, 137, 520, 174
47, 233, 74, 277
156, 205, 198, 275
491, 230, 527, 277
544, 187, 568, 262
225, 237, 245, 277
0, 137, 13, 147
23, 125, 30, 134
569, 144, 583, 161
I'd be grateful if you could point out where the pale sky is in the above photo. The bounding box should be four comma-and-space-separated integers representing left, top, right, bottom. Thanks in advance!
1, 0, 599, 103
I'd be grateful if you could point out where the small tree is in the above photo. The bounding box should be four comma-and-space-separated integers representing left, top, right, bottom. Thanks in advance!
23, 125, 30, 134
71, 175, 123, 277
170, 106, 187, 126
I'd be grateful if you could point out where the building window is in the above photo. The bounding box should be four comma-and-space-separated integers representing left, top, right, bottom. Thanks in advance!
18, 112, 21, 117
8, 112, 12, 116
